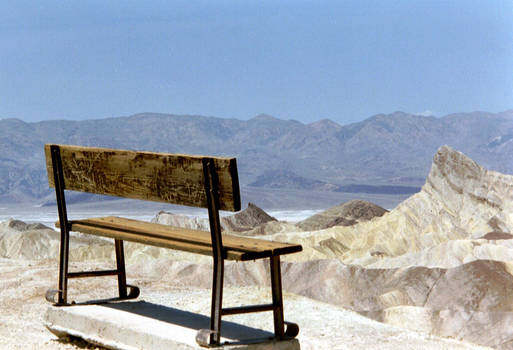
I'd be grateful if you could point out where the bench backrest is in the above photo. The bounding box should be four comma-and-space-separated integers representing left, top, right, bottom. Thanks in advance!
44, 144, 241, 212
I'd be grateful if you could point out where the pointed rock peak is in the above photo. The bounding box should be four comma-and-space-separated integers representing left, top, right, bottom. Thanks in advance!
6, 219, 49, 231
424, 145, 504, 210
330, 199, 389, 219
431, 145, 482, 181
7, 219, 30, 231
297, 199, 388, 231
234, 202, 276, 223
221, 202, 276, 232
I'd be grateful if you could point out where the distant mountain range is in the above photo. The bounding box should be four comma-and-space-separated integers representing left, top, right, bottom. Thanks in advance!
0, 110, 512, 204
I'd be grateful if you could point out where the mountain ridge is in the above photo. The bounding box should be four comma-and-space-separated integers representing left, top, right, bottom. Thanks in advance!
1, 110, 512, 205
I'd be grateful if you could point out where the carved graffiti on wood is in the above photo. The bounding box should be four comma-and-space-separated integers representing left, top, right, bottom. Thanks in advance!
45, 144, 241, 211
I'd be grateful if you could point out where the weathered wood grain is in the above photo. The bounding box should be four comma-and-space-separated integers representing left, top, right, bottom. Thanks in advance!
63, 217, 302, 261
70, 222, 245, 260
45, 144, 241, 211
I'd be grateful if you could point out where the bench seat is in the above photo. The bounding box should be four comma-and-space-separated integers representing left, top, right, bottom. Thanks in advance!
64, 216, 302, 261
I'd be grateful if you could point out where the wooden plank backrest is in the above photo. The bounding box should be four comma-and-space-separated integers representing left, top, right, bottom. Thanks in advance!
44, 144, 241, 212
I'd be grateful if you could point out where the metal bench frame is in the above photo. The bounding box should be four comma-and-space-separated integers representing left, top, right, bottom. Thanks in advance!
45, 144, 299, 346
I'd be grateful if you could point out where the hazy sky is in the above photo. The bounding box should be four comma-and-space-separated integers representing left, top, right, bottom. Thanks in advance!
1, 1, 512, 124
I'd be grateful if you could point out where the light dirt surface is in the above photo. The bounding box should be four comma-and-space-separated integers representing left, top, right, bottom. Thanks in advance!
0, 258, 492, 350
0, 258, 100, 349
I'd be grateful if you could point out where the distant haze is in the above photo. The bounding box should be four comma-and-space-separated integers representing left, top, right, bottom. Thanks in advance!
1, 110, 513, 209
1, 1, 512, 124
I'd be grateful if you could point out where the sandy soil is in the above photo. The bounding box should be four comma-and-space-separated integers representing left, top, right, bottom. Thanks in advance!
0, 257, 492, 350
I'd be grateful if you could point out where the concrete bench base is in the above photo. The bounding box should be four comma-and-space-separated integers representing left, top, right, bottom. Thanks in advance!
44, 301, 300, 350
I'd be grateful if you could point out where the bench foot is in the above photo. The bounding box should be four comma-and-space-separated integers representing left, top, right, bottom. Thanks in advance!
45, 289, 76, 306
125, 284, 140, 299
196, 328, 220, 347
45, 284, 140, 306
45, 289, 59, 304
45, 289, 70, 305
195, 322, 298, 348
284, 321, 299, 338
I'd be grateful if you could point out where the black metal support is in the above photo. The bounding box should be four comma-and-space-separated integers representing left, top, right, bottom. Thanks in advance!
50, 145, 71, 305
46, 145, 139, 306
68, 270, 120, 278
115, 239, 128, 298
113, 238, 140, 299
197, 158, 225, 347
196, 158, 299, 346
222, 304, 276, 316
270, 255, 285, 338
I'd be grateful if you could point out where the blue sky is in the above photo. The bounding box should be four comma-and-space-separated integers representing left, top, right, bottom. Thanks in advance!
1, 1, 512, 124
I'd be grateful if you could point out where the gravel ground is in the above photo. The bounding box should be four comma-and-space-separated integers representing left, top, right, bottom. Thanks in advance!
0, 258, 492, 350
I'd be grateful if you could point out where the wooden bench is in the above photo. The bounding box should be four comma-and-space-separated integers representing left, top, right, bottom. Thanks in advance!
44, 144, 302, 346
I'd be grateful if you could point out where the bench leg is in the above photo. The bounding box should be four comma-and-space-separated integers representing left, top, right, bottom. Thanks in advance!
47, 237, 139, 304
114, 239, 140, 300
270, 256, 299, 340
210, 256, 224, 345
45, 220, 70, 305
114, 239, 128, 298
270, 255, 285, 338
58, 228, 69, 304
196, 257, 224, 347
197, 255, 298, 346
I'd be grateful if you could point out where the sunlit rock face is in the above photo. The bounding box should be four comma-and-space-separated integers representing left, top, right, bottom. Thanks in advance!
151, 211, 210, 231
278, 259, 513, 349
152, 202, 277, 234
221, 202, 278, 233
272, 145, 513, 267
246, 145, 513, 349
296, 199, 388, 231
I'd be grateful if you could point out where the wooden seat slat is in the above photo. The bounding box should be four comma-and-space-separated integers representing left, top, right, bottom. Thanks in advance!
66, 216, 302, 260
93, 216, 301, 253
70, 222, 247, 261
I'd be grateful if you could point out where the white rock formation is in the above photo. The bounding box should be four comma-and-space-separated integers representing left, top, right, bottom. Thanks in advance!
272, 146, 513, 266
152, 202, 277, 235
152, 211, 211, 231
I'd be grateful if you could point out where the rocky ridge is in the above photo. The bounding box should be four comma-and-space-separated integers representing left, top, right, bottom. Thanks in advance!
2, 110, 513, 205
152, 202, 278, 235
152, 200, 384, 237
274, 145, 513, 267
296, 199, 388, 231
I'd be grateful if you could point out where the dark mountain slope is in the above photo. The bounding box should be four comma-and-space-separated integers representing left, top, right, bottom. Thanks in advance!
0, 110, 511, 204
